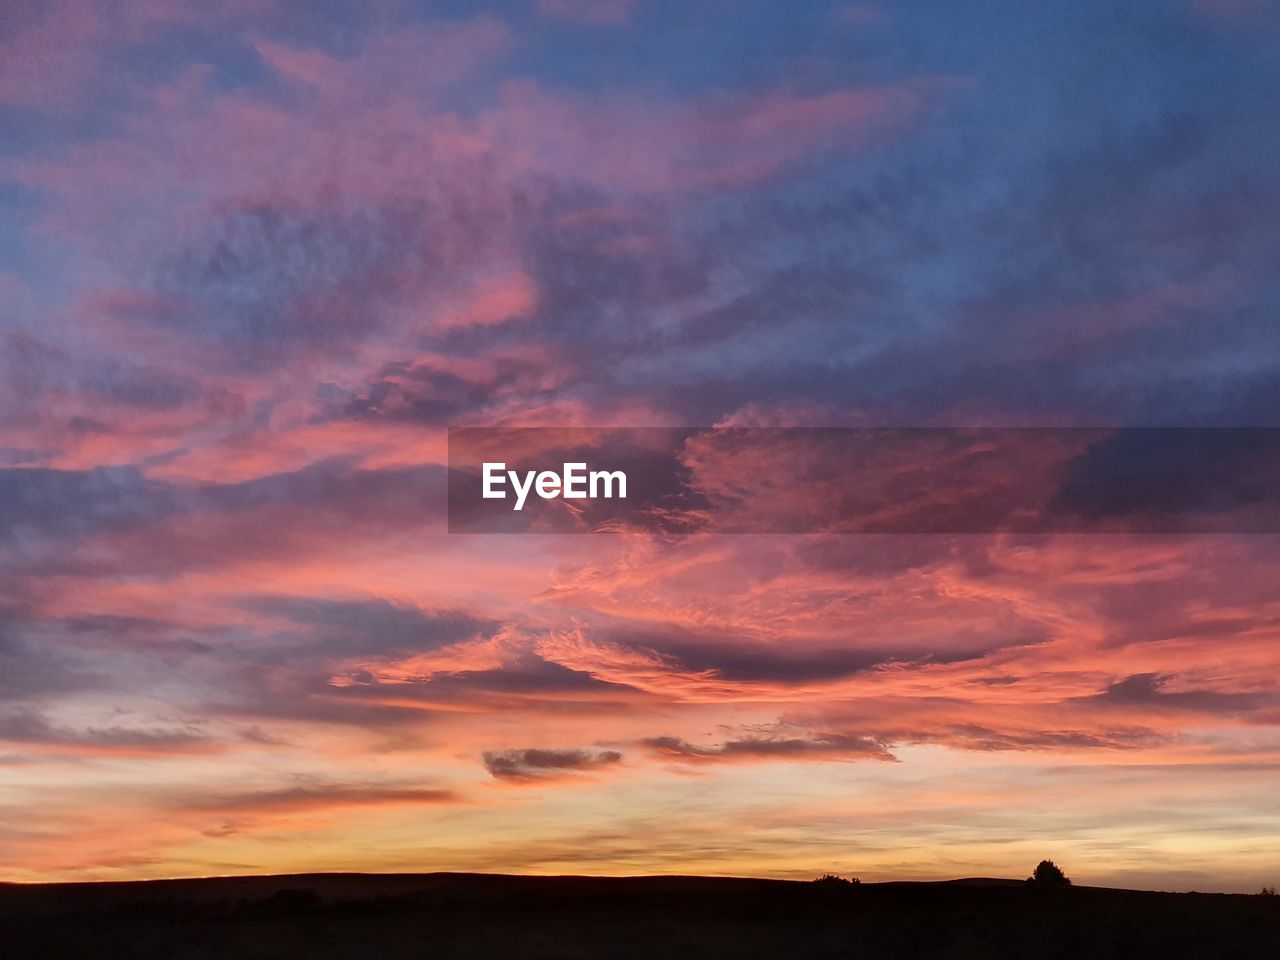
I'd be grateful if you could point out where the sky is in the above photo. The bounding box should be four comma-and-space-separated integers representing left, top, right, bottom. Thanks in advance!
1, 0, 1279, 890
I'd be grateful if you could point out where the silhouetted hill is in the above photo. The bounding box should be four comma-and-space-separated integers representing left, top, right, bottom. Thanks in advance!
2, 871, 1277, 959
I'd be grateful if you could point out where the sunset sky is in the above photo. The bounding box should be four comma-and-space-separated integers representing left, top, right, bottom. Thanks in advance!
2, 0, 1280, 890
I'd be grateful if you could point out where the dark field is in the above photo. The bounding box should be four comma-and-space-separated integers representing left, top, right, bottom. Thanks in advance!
2, 872, 1277, 959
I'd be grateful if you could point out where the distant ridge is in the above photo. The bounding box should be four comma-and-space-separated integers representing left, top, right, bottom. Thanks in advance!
2, 870, 1276, 959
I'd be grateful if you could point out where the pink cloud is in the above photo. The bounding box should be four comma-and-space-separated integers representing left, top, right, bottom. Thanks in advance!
490, 77, 948, 190
436, 270, 539, 329
0, 0, 266, 106
250, 17, 512, 98
0, 0, 132, 106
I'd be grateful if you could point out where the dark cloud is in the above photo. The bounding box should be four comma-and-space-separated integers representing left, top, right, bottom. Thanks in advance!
0, 330, 224, 454
0, 466, 171, 548
329, 653, 633, 716
797, 535, 983, 577
341, 363, 505, 425
482, 747, 623, 782
0, 333, 63, 429
0, 710, 211, 752
0, 609, 88, 703
518, 190, 711, 351
599, 34, 1280, 429
242, 596, 497, 659
912, 724, 1165, 753
619, 636, 895, 683
60, 614, 216, 656
188, 783, 458, 814
1079, 673, 1266, 715
191, 782, 460, 835
79, 357, 201, 411
1049, 429, 1280, 529
157, 197, 496, 368
642, 733, 893, 763
0, 460, 447, 577
600, 621, 1040, 684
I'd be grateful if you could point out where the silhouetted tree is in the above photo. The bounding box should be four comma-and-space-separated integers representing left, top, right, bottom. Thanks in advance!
812, 873, 860, 888
1028, 859, 1071, 888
